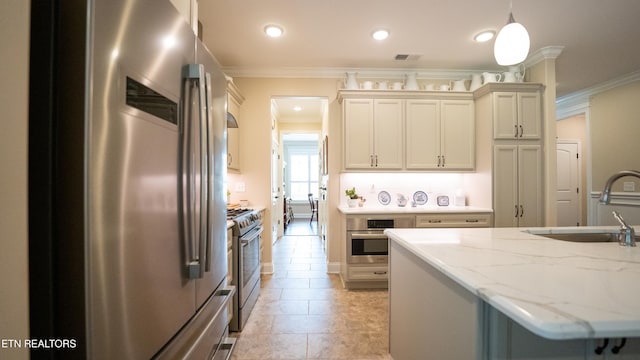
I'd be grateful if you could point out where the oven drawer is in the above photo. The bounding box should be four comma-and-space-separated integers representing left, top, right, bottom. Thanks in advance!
347, 265, 389, 281
415, 213, 492, 228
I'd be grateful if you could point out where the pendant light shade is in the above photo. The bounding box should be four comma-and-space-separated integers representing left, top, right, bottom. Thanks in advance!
494, 12, 530, 66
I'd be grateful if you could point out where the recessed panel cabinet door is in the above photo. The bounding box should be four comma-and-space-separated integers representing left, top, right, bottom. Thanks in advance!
493, 145, 519, 227
518, 92, 542, 140
518, 145, 543, 227
344, 99, 375, 169
373, 99, 403, 169
441, 100, 475, 169
493, 92, 518, 139
405, 100, 439, 169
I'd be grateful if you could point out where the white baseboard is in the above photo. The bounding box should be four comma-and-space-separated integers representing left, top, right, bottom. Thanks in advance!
261, 262, 274, 275
327, 262, 341, 274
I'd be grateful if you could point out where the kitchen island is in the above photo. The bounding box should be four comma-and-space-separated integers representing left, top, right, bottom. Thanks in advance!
385, 227, 640, 360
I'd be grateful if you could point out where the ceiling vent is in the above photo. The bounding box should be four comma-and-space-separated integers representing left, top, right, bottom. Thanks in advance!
395, 54, 422, 61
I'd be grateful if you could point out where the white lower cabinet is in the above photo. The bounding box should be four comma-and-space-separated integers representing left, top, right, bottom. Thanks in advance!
390, 240, 482, 360
493, 144, 543, 227
347, 265, 388, 281
390, 240, 640, 360
487, 307, 640, 360
415, 212, 492, 228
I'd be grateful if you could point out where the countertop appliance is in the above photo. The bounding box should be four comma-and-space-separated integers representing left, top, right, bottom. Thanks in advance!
227, 208, 263, 331
28, 1, 235, 358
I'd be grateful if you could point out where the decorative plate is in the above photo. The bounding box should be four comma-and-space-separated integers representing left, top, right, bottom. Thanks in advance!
437, 195, 450, 206
378, 191, 391, 205
412, 191, 428, 205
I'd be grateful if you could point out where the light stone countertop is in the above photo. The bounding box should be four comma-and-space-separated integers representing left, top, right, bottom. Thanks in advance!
338, 205, 493, 215
385, 226, 640, 340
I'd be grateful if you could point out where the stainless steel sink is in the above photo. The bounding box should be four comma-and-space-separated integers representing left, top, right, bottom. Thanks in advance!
536, 232, 621, 243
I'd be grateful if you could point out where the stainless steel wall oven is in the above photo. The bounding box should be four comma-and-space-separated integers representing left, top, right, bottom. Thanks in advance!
346, 216, 415, 264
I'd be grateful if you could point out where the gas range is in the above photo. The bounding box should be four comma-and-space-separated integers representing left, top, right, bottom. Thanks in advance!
226, 206, 263, 332
227, 208, 261, 237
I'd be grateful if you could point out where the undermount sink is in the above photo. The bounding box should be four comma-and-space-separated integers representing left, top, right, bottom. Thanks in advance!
528, 229, 638, 243
537, 232, 621, 243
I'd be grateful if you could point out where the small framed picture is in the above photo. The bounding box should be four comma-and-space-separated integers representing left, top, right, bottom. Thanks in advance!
437, 195, 449, 206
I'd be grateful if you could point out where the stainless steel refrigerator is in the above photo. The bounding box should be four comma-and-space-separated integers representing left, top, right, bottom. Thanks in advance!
28, 0, 234, 358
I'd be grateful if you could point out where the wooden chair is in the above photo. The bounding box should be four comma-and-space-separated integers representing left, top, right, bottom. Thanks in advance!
308, 193, 318, 223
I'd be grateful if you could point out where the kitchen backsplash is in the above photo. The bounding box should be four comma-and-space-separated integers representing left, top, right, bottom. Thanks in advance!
340, 172, 488, 208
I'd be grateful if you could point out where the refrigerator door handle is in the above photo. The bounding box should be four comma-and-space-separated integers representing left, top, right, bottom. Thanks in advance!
203, 72, 213, 273
182, 64, 207, 279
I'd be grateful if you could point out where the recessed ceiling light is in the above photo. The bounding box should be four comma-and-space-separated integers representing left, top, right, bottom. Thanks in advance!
474, 30, 496, 43
264, 25, 284, 38
372, 29, 390, 41
293, 106, 302, 112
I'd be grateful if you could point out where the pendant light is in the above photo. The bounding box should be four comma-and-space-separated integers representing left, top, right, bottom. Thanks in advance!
493, 1, 530, 66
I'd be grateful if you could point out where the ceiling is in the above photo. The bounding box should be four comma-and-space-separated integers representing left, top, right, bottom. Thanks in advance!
199, 0, 640, 100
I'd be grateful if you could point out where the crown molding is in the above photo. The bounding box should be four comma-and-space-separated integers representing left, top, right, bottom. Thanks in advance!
524, 46, 565, 68
556, 69, 640, 119
222, 66, 504, 81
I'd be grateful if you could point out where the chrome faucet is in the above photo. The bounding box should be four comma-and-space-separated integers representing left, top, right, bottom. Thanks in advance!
599, 170, 640, 247
612, 211, 636, 246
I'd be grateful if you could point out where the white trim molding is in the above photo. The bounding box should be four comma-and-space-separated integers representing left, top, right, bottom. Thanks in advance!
327, 262, 341, 274
557, 69, 640, 119
589, 191, 640, 226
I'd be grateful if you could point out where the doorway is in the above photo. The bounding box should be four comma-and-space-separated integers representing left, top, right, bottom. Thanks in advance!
556, 140, 582, 226
270, 96, 329, 241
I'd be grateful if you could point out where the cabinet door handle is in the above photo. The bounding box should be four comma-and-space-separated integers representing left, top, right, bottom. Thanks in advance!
519, 125, 524, 138
437, 155, 441, 167
370, 155, 374, 167
515, 205, 519, 218
442, 155, 445, 167
514, 125, 519, 138
520, 205, 524, 217
375, 155, 378, 167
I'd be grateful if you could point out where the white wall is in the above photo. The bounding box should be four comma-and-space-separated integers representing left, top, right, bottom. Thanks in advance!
0, 0, 30, 359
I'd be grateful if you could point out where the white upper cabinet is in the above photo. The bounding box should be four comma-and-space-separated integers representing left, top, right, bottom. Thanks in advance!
340, 90, 474, 172
493, 91, 541, 140
343, 98, 403, 170
227, 81, 244, 172
406, 99, 475, 170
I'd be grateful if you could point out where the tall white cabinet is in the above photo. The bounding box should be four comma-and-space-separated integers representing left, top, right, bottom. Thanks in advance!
339, 91, 475, 171
475, 84, 545, 227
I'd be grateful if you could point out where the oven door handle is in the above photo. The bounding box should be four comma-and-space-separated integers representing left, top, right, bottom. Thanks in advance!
241, 226, 264, 245
349, 233, 388, 240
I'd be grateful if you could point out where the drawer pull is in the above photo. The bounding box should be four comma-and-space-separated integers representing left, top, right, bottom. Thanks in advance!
373, 271, 388, 275
465, 219, 479, 223
428, 220, 442, 223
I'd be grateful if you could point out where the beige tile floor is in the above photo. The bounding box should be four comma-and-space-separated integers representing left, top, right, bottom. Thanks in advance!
230, 219, 391, 360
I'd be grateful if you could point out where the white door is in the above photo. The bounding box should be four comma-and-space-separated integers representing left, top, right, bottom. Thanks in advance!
556, 141, 581, 226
